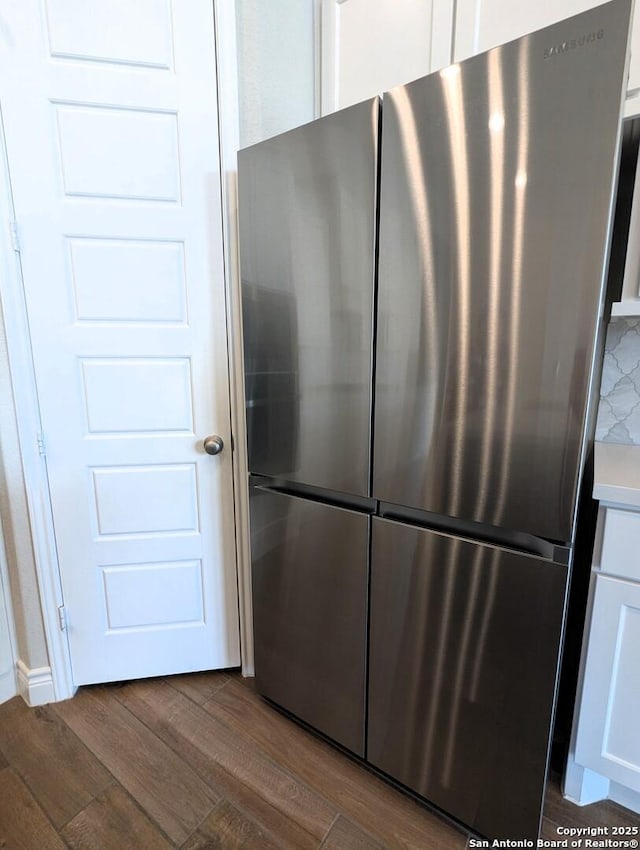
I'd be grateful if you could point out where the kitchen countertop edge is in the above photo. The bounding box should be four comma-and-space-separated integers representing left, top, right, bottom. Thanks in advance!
593, 441, 640, 508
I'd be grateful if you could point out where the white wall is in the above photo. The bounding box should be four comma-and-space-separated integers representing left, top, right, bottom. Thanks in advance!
0, 517, 17, 703
0, 108, 50, 677
0, 313, 48, 672
235, 0, 317, 148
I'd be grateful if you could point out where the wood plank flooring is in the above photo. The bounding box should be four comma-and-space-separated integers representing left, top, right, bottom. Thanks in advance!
0, 671, 637, 849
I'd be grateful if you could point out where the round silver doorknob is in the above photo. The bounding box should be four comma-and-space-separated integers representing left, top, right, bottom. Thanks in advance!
203, 435, 224, 456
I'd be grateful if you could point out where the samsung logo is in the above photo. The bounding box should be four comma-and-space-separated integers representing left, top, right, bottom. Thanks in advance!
544, 29, 604, 60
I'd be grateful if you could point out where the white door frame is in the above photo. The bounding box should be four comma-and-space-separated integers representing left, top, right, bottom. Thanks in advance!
213, 0, 254, 677
0, 104, 74, 702
0, 0, 254, 700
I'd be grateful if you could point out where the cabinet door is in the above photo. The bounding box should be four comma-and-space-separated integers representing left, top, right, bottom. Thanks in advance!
575, 575, 640, 792
321, 0, 454, 113
454, 1, 640, 111
454, 0, 623, 61
250, 487, 369, 755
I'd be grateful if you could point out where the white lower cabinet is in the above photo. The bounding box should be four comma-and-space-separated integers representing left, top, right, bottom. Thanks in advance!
574, 574, 640, 792
567, 500, 640, 813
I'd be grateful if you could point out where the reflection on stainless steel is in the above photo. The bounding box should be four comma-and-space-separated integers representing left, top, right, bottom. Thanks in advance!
242, 284, 299, 476
441, 541, 485, 787
250, 486, 368, 755
374, 1, 630, 543
238, 99, 379, 497
368, 517, 568, 839
477, 49, 505, 520
469, 549, 501, 702
389, 86, 439, 459
493, 36, 530, 528
439, 62, 472, 517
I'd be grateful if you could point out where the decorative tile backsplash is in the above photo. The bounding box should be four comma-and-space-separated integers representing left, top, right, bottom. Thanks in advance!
596, 318, 640, 444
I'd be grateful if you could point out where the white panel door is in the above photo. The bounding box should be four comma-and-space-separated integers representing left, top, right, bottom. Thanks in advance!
0, 0, 240, 684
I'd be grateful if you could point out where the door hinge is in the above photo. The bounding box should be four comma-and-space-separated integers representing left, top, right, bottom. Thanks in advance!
37, 432, 46, 456
9, 220, 20, 253
58, 605, 67, 631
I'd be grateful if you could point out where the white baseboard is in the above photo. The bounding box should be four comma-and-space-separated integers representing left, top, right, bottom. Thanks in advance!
16, 660, 55, 706
609, 781, 640, 816
564, 754, 640, 816
563, 755, 610, 805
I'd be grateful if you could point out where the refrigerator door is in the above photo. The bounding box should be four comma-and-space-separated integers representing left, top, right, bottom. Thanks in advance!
239, 99, 378, 497
250, 486, 369, 755
373, 0, 631, 543
367, 517, 568, 839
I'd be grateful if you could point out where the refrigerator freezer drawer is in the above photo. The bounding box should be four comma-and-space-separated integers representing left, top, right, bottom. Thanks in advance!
250, 486, 369, 755
368, 517, 568, 839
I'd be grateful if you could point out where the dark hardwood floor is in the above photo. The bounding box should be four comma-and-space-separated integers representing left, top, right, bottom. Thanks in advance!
0, 671, 637, 849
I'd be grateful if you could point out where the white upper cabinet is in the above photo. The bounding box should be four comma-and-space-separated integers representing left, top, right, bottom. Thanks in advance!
453, 0, 640, 109
321, 0, 455, 113
322, 1, 640, 116
453, 0, 602, 60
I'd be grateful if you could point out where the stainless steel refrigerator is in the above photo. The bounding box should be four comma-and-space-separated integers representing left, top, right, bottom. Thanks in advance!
238, 0, 632, 839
